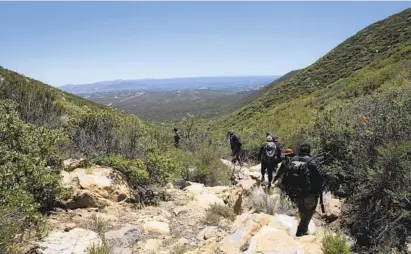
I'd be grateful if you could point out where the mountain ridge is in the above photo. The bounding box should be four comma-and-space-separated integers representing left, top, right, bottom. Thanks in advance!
59, 75, 280, 94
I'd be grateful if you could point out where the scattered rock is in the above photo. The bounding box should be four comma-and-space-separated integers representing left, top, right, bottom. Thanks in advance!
197, 226, 218, 241
63, 158, 88, 172
165, 182, 174, 189
63, 222, 76, 232
143, 221, 170, 235
37, 228, 100, 254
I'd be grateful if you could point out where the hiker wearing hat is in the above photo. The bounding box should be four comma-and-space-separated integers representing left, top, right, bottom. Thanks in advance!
258, 135, 281, 191
273, 144, 323, 237
227, 131, 243, 166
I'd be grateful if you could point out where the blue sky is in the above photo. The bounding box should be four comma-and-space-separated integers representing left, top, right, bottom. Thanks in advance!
1, 2, 410, 87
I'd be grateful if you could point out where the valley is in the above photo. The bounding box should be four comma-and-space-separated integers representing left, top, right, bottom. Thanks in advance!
0, 3, 410, 254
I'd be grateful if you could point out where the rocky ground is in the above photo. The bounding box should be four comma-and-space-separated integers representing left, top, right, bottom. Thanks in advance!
26, 159, 343, 254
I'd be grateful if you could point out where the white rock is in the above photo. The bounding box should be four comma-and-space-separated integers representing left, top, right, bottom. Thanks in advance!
184, 182, 205, 194
245, 226, 304, 254
143, 221, 170, 235
189, 193, 225, 209
144, 239, 163, 252
250, 164, 261, 172
269, 214, 299, 237
37, 228, 100, 254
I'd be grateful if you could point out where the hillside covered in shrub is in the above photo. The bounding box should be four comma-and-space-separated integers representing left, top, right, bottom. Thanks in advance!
209, 7, 411, 252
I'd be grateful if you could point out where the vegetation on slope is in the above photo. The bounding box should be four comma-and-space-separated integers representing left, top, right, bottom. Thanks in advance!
0, 65, 232, 252
207, 8, 411, 252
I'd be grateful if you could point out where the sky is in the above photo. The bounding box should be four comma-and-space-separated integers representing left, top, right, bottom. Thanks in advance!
1, 2, 410, 87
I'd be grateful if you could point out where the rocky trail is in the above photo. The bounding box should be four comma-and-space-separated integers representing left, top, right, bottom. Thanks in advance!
27, 159, 343, 254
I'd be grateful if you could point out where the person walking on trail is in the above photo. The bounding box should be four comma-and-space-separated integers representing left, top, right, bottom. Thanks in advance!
173, 128, 181, 148
273, 143, 324, 237
227, 131, 243, 166
258, 136, 281, 191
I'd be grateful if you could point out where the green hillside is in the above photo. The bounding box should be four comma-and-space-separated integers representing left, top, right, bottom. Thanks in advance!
213, 8, 411, 147
209, 8, 411, 252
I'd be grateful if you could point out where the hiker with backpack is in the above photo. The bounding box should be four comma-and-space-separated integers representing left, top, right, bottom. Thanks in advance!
258, 136, 281, 191
273, 143, 324, 237
227, 131, 243, 166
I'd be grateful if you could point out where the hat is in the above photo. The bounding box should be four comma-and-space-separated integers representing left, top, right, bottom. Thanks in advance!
283, 148, 295, 156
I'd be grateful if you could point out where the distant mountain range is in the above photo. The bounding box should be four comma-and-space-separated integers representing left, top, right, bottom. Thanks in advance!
59, 76, 279, 94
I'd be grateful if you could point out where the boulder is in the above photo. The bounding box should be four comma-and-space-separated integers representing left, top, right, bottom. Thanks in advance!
143, 221, 170, 235
269, 213, 316, 237
63, 158, 88, 172
183, 182, 205, 194
237, 179, 257, 192
250, 164, 261, 172
317, 193, 342, 222
143, 239, 163, 253
105, 224, 141, 249
65, 190, 109, 209
244, 226, 304, 254
188, 193, 225, 209
61, 166, 132, 204
219, 218, 261, 253
37, 228, 100, 254
297, 235, 323, 254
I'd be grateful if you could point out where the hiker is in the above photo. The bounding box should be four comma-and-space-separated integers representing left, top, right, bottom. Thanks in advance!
273, 148, 295, 188
258, 136, 281, 191
227, 131, 243, 166
273, 143, 323, 237
173, 128, 181, 148
266, 132, 283, 151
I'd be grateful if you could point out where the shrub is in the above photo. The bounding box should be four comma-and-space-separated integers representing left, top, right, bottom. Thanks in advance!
0, 100, 64, 251
306, 87, 411, 250
94, 155, 149, 187
322, 233, 351, 254
190, 143, 231, 186
205, 204, 236, 225
244, 189, 283, 216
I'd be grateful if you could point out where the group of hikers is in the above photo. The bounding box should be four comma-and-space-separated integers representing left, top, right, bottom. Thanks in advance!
174, 128, 323, 237
227, 130, 324, 237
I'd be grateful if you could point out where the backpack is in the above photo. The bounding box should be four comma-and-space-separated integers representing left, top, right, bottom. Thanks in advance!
281, 156, 323, 199
263, 142, 278, 162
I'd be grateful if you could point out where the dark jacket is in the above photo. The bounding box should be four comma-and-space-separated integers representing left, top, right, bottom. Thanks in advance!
174, 132, 181, 144
258, 142, 281, 164
229, 134, 242, 150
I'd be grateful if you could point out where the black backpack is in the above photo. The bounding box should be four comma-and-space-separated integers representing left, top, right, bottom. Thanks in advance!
281, 156, 323, 198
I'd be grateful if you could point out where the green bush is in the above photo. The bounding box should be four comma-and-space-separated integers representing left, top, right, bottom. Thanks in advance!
0, 100, 64, 251
94, 155, 149, 187
306, 87, 411, 250
205, 204, 236, 225
322, 233, 351, 254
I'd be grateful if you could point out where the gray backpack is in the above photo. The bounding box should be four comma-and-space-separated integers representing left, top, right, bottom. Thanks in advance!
264, 142, 278, 161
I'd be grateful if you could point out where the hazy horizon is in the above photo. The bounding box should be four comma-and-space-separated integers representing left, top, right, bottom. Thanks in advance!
1, 2, 411, 87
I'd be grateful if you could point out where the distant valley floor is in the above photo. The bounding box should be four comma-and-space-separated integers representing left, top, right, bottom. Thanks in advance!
81, 89, 255, 121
